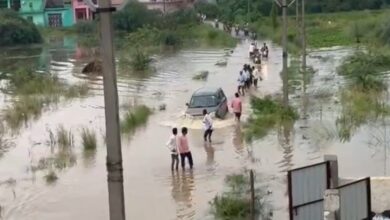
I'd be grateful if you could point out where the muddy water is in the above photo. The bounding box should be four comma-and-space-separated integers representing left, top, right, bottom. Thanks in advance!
0, 37, 389, 220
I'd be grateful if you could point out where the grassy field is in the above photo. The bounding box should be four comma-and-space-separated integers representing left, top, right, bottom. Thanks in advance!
254, 9, 390, 49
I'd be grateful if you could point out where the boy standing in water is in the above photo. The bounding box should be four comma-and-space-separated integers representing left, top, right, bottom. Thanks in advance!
178, 127, 193, 170
166, 128, 179, 171
231, 93, 242, 121
202, 109, 213, 142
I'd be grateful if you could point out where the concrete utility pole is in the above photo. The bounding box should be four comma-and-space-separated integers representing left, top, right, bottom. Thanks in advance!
274, 0, 295, 107
96, 0, 126, 219
282, 0, 288, 106
301, 0, 306, 71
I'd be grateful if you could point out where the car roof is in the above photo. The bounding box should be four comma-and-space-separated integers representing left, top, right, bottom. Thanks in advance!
193, 87, 221, 96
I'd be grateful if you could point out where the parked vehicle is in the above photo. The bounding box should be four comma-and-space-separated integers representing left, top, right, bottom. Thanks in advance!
186, 87, 228, 118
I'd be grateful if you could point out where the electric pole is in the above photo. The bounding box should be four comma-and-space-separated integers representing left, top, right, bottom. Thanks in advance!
301, 0, 306, 71
96, 0, 126, 219
274, 0, 295, 107
282, 0, 288, 106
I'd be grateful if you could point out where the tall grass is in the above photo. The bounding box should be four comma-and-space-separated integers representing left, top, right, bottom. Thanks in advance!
56, 125, 74, 149
121, 105, 152, 133
1, 69, 89, 130
245, 96, 298, 142
81, 127, 97, 151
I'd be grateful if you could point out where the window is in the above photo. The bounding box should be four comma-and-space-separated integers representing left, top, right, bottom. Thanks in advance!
48, 13, 63, 27
189, 96, 218, 108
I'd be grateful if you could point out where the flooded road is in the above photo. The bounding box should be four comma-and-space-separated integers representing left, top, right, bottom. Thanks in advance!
0, 37, 390, 220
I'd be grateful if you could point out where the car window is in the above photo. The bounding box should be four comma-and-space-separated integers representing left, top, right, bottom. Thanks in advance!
189, 95, 218, 108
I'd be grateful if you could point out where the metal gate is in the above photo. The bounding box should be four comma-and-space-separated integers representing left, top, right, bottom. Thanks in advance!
337, 178, 371, 220
288, 161, 331, 220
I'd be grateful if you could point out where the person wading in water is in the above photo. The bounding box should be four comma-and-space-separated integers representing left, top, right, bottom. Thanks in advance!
202, 109, 213, 142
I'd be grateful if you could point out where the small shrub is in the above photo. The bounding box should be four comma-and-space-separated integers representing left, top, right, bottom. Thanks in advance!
65, 83, 89, 98
44, 170, 58, 184
207, 30, 218, 40
161, 31, 181, 46
121, 105, 152, 133
210, 173, 269, 219
337, 50, 390, 91
81, 127, 97, 151
74, 21, 96, 34
130, 49, 152, 71
192, 71, 209, 80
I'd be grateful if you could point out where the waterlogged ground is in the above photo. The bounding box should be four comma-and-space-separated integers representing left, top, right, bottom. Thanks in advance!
0, 36, 389, 220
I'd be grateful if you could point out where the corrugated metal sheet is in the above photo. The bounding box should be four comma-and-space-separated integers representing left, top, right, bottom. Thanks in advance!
293, 201, 324, 220
291, 163, 328, 206
339, 180, 369, 220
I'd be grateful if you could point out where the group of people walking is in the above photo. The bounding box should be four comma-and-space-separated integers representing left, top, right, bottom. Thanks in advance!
165, 109, 216, 171
165, 41, 266, 171
237, 64, 262, 96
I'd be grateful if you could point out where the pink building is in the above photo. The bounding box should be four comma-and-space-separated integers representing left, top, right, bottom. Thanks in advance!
72, 0, 124, 22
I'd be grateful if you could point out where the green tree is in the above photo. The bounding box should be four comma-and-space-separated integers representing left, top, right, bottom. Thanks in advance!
270, 2, 278, 29
0, 9, 42, 46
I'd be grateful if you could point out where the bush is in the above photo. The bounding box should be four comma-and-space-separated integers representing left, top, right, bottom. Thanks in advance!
337, 50, 390, 91
0, 9, 42, 46
161, 31, 182, 46
130, 49, 152, 71
74, 21, 96, 34
113, 1, 160, 32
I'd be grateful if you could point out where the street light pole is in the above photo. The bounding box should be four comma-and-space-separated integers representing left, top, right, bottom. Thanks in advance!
96, 0, 126, 219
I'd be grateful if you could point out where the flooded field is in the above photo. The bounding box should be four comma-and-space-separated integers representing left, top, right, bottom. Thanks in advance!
0, 36, 389, 220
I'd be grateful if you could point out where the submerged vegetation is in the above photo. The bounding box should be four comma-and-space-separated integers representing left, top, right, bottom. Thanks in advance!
338, 50, 390, 90
121, 105, 152, 133
336, 49, 390, 142
81, 128, 97, 151
1, 69, 89, 130
245, 96, 298, 142
336, 89, 390, 142
210, 172, 270, 219
44, 170, 58, 184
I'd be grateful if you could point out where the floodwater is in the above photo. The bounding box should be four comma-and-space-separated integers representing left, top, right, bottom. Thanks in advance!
0, 35, 389, 220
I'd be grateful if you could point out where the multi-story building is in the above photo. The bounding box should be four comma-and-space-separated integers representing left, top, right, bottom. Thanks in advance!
0, 0, 74, 27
